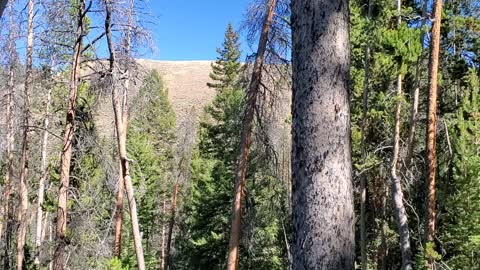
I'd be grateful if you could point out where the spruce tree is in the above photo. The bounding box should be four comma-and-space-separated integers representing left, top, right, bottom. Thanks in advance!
207, 23, 241, 91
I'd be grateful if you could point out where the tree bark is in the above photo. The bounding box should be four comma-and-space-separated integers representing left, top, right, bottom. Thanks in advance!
16, 0, 34, 269
105, 1, 146, 269
389, 1, 413, 269
360, 1, 372, 269
404, 0, 427, 169
425, 0, 442, 267
291, 0, 354, 269
35, 86, 52, 266
164, 179, 180, 270
53, 1, 85, 269
113, 0, 133, 257
226, 1, 276, 269
1, 3, 16, 268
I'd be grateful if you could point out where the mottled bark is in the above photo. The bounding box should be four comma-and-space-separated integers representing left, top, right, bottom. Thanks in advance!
53, 2, 85, 269
359, 1, 372, 269
17, 1, 34, 269
226, 0, 276, 269
105, 1, 145, 268
425, 0, 442, 267
291, 0, 354, 269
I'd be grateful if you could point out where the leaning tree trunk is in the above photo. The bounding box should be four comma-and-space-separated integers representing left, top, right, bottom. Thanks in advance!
105, 1, 146, 269
359, 1, 372, 269
113, 0, 134, 257
425, 0, 442, 267
17, 0, 34, 269
291, 0, 354, 269
226, 0, 276, 269
404, 0, 427, 169
389, 1, 413, 269
53, 2, 84, 269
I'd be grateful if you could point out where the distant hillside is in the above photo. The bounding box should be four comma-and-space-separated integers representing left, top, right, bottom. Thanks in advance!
96, 60, 216, 138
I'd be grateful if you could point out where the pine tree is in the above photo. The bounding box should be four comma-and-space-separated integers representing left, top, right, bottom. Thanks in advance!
207, 23, 242, 91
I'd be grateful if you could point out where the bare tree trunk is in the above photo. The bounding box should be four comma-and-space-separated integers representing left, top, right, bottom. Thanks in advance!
360, 1, 373, 269
404, 0, 427, 168
291, 0, 354, 269
53, 2, 85, 269
389, 1, 413, 269
425, 0, 443, 267
113, 0, 134, 258
226, 1, 276, 269
1, 4, 16, 268
164, 179, 180, 270
35, 86, 52, 266
105, 1, 145, 269
16, 1, 34, 269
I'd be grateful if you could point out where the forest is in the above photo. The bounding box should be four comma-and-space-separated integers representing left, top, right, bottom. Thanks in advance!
0, 0, 478, 269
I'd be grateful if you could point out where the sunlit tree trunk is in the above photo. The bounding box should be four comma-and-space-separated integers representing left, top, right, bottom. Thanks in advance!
105, 1, 146, 269
113, 0, 134, 258
53, 1, 85, 269
17, 0, 34, 268
226, 1, 276, 269
425, 0, 443, 267
291, 0, 354, 268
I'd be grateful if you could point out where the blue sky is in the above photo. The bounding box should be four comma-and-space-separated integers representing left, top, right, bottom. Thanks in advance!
147, 1, 253, 61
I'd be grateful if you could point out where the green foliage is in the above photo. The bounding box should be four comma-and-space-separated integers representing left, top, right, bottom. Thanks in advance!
120, 70, 176, 269
207, 23, 242, 91
441, 69, 480, 269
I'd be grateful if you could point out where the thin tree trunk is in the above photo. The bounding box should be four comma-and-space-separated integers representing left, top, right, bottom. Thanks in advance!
16, 1, 34, 268
35, 86, 52, 266
390, 1, 413, 269
105, 1, 145, 269
164, 179, 180, 270
160, 199, 166, 270
404, 0, 427, 168
1, 4, 16, 268
360, 1, 373, 269
53, 2, 85, 269
113, 0, 133, 257
226, 1, 276, 269
425, 0, 442, 267
291, 0, 354, 269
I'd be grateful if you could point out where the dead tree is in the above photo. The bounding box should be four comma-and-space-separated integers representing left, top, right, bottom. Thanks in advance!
53, 1, 86, 269
226, 0, 277, 269
16, 0, 35, 269
105, 1, 146, 268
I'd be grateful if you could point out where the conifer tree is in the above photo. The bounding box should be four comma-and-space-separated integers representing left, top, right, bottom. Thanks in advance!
207, 23, 242, 91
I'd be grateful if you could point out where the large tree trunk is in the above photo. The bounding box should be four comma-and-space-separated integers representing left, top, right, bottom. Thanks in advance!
359, 1, 372, 269
425, 0, 442, 267
291, 0, 354, 269
105, 1, 146, 269
404, 0, 427, 168
52, 2, 84, 269
226, 1, 277, 269
113, 0, 134, 258
16, 0, 34, 269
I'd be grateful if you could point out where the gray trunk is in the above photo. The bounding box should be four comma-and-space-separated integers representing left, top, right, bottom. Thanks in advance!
291, 0, 354, 269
